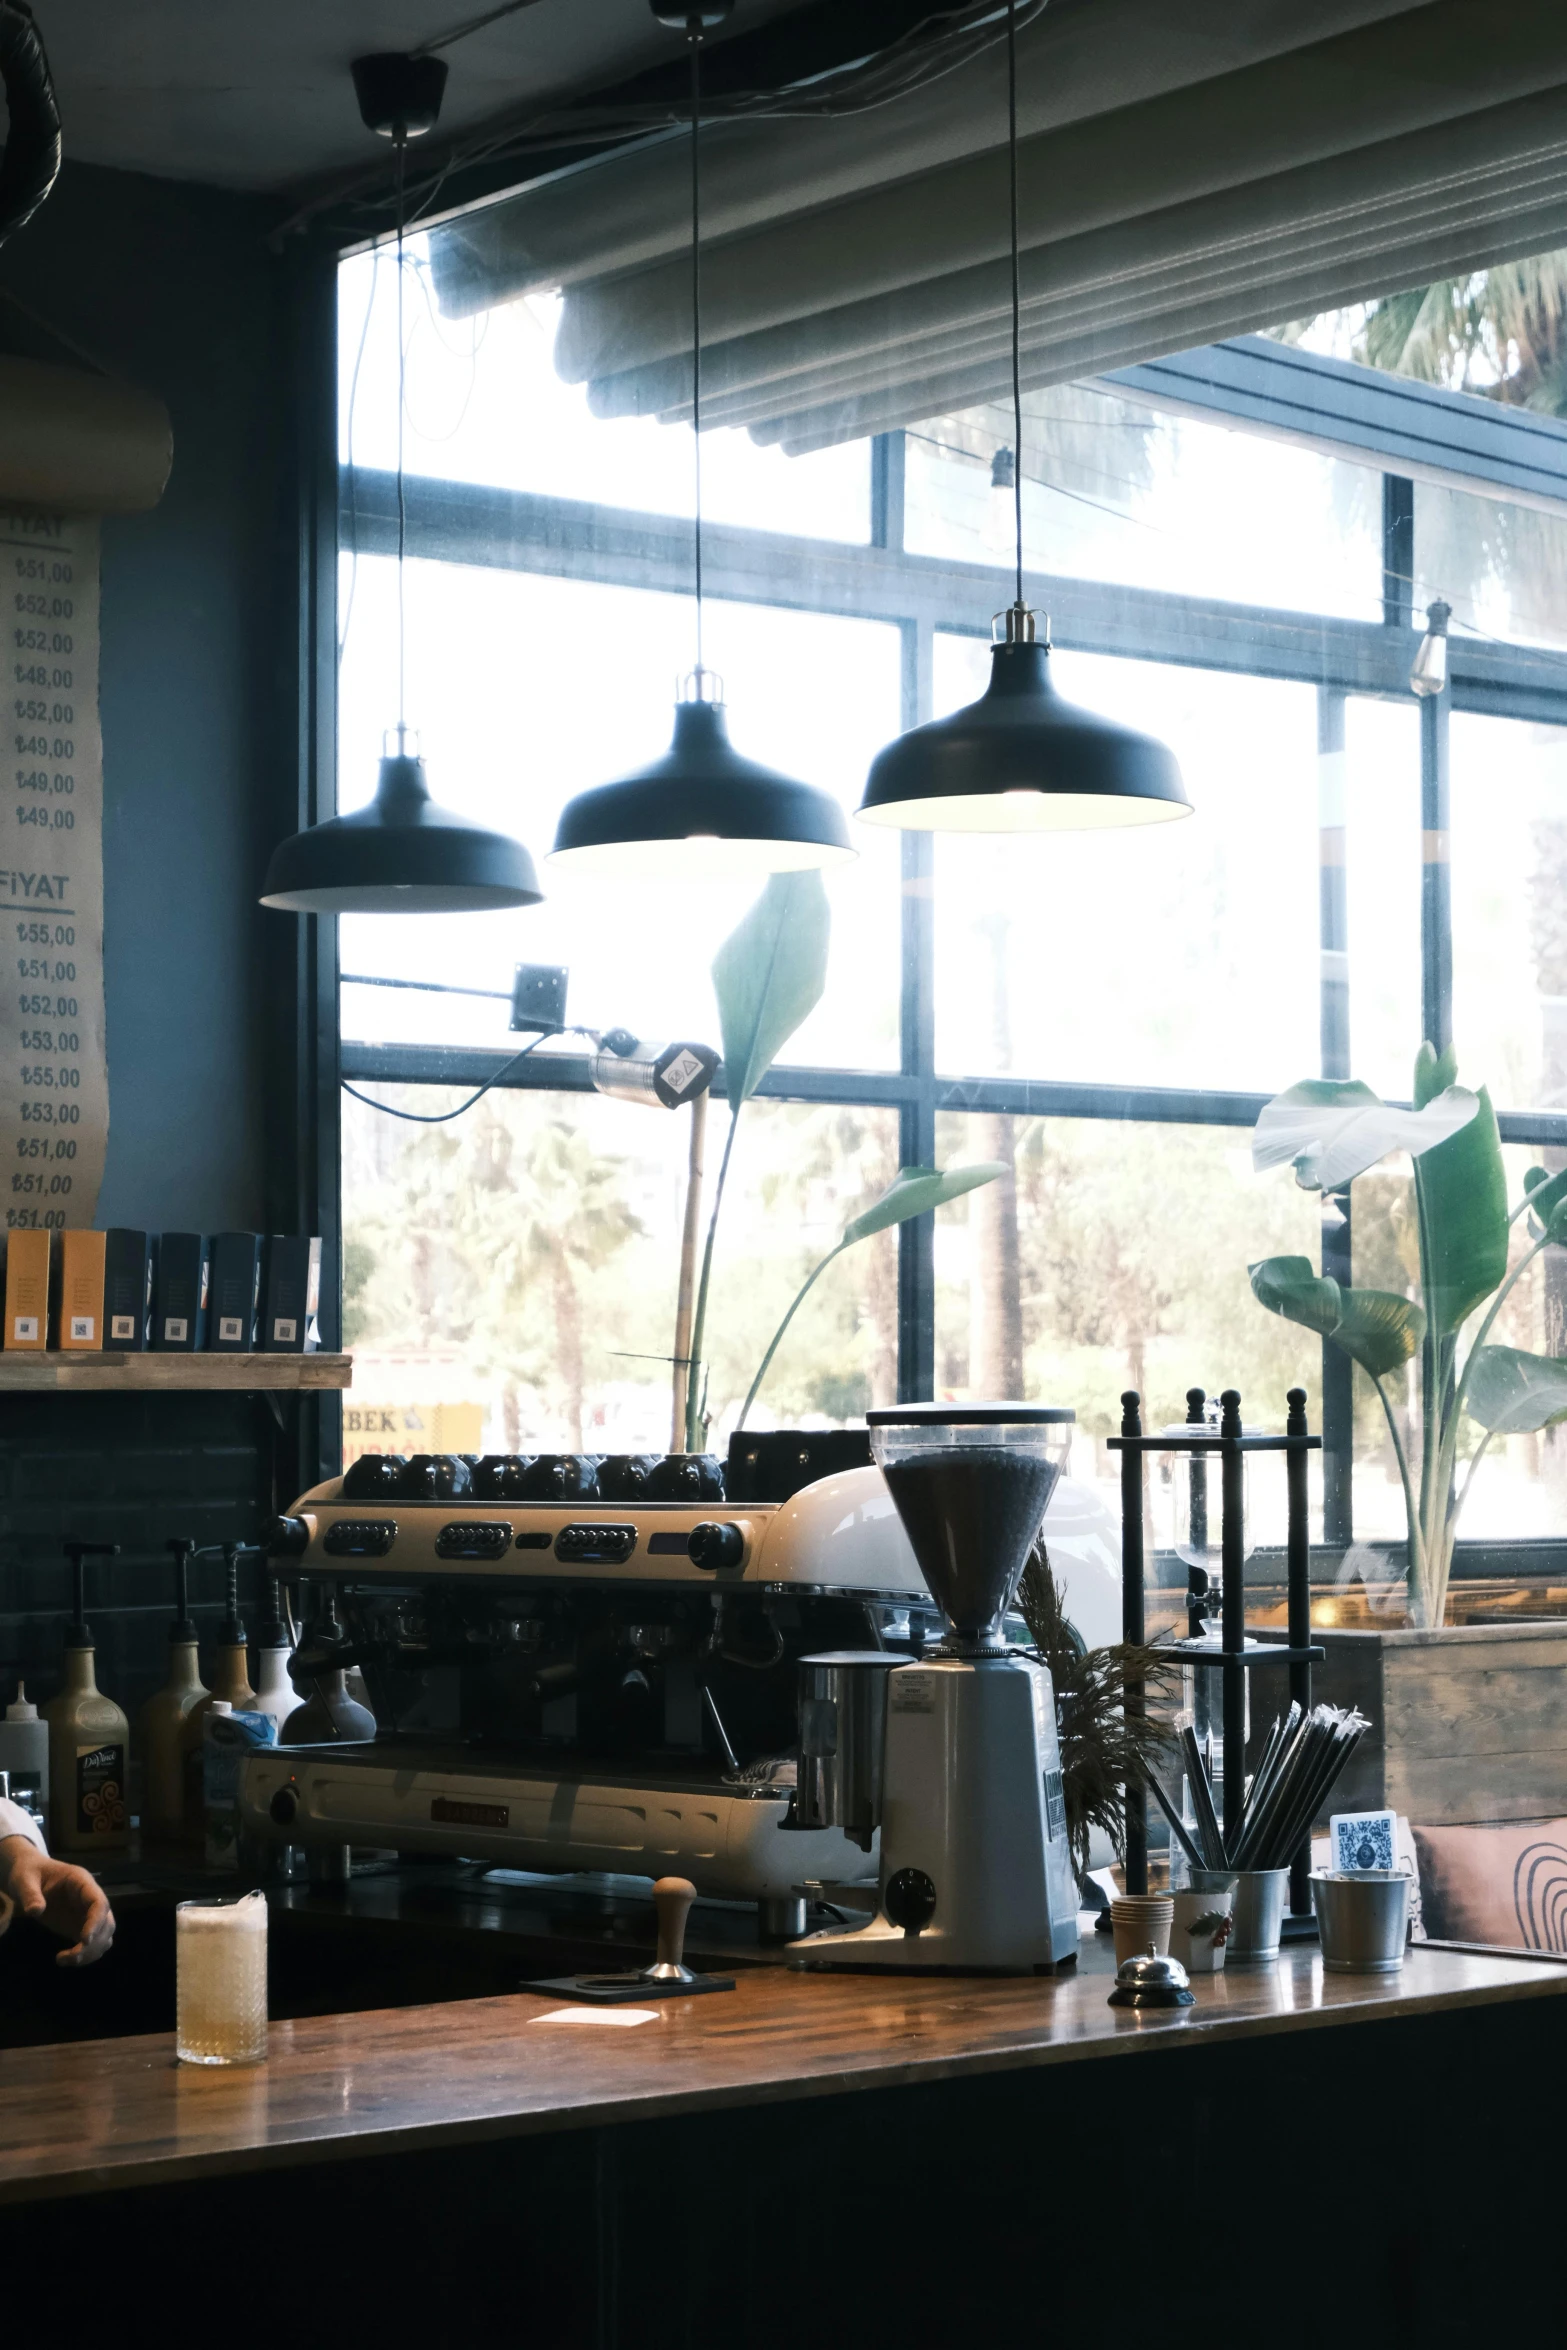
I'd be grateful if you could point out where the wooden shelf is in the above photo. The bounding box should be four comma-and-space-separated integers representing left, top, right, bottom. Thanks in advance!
0, 1351, 352, 1392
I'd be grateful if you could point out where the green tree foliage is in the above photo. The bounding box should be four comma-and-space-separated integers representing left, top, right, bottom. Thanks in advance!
343, 1089, 903, 1451
933, 1114, 1322, 1436
1359, 257, 1567, 415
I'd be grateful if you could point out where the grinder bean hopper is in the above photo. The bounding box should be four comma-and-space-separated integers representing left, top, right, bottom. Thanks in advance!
788, 1404, 1081, 1973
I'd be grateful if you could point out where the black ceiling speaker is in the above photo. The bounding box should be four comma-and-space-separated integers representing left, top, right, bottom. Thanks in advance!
350, 52, 450, 141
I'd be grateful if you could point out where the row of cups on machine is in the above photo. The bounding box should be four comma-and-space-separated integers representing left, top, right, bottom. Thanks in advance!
339, 1450, 727, 1504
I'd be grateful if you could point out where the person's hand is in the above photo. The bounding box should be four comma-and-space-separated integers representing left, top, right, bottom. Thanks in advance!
0, 1835, 115, 1966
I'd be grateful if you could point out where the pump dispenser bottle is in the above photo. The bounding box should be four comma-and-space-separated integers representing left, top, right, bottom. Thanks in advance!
248, 1567, 301, 1740
44, 1541, 129, 1853
180, 1544, 257, 1837
208, 1547, 258, 1712
139, 1537, 208, 1846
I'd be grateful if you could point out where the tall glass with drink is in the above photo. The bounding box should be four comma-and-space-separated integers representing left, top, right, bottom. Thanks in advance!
175, 1890, 268, 2065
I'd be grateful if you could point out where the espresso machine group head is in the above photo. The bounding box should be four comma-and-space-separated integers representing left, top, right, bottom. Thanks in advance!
789, 1403, 1081, 1974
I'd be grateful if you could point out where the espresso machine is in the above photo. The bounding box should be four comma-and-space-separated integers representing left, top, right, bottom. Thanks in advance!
240, 1428, 1115, 1938
788, 1405, 1082, 1973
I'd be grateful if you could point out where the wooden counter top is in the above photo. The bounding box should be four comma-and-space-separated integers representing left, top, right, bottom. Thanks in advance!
3, 1936, 1562, 2206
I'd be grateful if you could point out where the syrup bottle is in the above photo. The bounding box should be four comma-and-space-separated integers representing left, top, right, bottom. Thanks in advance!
248, 1566, 301, 1741
180, 1544, 257, 1837
44, 1541, 129, 1854
139, 1537, 208, 1847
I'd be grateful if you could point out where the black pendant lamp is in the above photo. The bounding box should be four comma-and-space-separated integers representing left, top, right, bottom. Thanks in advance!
549, 3, 853, 880
857, 3, 1189, 836
261, 57, 542, 917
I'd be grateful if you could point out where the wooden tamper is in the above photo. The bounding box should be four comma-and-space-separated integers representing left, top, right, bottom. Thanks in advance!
640, 1876, 699, 1984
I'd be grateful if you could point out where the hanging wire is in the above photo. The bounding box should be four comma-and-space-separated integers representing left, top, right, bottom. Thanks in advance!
395, 127, 409, 743
342, 1027, 557, 1123
1006, 0, 1023, 613
689, 21, 705, 677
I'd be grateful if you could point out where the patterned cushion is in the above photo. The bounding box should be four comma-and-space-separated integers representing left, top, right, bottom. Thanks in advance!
1412, 1819, 1567, 1949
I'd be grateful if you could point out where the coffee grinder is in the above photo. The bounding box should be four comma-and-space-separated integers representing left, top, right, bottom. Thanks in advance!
788, 1404, 1080, 1973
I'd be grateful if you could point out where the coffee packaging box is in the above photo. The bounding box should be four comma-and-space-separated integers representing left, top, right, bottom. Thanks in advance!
208, 1231, 262, 1351
2, 1229, 50, 1349
151, 1232, 209, 1352
55, 1228, 106, 1350
260, 1234, 321, 1353
103, 1229, 151, 1349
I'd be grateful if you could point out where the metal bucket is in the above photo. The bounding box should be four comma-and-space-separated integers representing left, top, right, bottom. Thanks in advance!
793, 1652, 900, 1851
1311, 1870, 1409, 1972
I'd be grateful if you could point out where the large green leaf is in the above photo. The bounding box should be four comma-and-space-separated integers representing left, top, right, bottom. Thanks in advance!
1329, 1288, 1427, 1379
1466, 1346, 1567, 1435
711, 872, 830, 1113
1249, 1256, 1425, 1378
843, 1161, 1005, 1245
1253, 1077, 1479, 1191
1418, 1084, 1508, 1333
1413, 1039, 1458, 1109
1249, 1256, 1343, 1338
1523, 1163, 1567, 1236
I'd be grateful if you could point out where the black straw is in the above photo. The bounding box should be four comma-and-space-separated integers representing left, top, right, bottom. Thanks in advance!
1146, 1772, 1207, 1874
1160, 1702, 1369, 1875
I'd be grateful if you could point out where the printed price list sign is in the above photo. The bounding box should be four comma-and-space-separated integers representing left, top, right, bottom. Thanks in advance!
2, 512, 107, 1231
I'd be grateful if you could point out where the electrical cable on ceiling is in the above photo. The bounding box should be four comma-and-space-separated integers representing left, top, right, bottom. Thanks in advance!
277, 0, 1050, 240
413, 0, 547, 59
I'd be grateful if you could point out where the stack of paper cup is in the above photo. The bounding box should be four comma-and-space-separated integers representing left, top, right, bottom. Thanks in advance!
1110, 1893, 1174, 1966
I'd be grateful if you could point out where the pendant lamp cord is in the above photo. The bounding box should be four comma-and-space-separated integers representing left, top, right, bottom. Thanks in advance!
1007, 0, 1023, 614
395, 127, 408, 744
689, 18, 705, 678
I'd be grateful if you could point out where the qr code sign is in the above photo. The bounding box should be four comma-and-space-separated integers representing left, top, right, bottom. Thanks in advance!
1330, 1810, 1396, 1872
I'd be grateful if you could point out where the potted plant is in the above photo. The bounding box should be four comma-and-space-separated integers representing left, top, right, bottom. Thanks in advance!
685, 872, 1003, 1446
1246, 1043, 1567, 1825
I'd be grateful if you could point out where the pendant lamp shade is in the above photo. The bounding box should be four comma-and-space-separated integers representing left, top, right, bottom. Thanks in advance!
549, 8, 852, 881
263, 61, 543, 920
859, 619, 1189, 834
857, 0, 1185, 836
551, 683, 853, 880
261, 747, 543, 914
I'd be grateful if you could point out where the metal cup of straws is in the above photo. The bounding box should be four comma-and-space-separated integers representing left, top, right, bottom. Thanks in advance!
1228, 1868, 1289, 1965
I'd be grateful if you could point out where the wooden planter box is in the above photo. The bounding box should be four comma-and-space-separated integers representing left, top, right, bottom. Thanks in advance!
1304, 1623, 1567, 1826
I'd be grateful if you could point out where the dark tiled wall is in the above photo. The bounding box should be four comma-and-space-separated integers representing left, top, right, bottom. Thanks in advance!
0, 1395, 279, 1722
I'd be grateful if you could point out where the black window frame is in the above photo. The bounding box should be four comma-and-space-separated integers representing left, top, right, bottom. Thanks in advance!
333, 326, 1567, 1567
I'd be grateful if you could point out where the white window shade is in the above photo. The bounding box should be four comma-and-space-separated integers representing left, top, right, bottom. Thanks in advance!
430, 0, 1567, 450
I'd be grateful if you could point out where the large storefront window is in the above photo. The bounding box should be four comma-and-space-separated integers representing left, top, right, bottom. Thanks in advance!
335, 242, 1567, 1576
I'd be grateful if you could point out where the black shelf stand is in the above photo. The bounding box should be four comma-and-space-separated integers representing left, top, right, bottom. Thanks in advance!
1110, 1385, 1324, 1919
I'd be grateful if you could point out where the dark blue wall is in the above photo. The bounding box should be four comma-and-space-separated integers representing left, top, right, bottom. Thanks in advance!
0, 162, 299, 1715
3, 160, 290, 1229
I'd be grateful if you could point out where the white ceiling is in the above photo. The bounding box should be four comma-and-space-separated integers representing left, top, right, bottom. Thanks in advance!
26, 0, 802, 193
